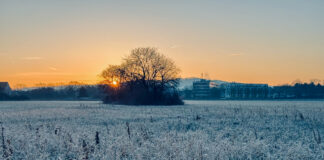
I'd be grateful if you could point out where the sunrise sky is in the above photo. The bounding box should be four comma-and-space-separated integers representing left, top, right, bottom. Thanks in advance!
1, 0, 324, 88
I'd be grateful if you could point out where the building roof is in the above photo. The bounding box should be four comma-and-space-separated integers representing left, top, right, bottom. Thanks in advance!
0, 82, 9, 86
0, 82, 11, 91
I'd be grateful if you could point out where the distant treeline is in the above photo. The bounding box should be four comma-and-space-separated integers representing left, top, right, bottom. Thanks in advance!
0, 85, 106, 101
2, 82, 324, 101
272, 82, 324, 99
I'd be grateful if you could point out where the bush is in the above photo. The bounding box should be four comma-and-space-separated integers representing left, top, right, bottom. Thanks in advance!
102, 82, 183, 105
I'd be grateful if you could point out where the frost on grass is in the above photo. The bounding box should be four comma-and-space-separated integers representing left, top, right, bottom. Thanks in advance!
0, 100, 323, 159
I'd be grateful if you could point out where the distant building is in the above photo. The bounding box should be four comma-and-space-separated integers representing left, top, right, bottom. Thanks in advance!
0, 82, 12, 95
190, 79, 271, 99
192, 79, 211, 98
221, 83, 269, 99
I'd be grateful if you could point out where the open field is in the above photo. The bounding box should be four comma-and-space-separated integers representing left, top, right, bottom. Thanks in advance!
0, 100, 323, 159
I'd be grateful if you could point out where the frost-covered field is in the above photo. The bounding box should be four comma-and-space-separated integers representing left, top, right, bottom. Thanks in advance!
0, 100, 323, 159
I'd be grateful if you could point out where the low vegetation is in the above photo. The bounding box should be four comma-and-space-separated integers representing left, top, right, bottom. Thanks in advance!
0, 101, 323, 159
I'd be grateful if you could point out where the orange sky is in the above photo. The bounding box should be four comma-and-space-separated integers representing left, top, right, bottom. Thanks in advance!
1, 1, 324, 88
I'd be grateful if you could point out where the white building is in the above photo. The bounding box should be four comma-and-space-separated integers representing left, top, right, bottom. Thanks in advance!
221, 82, 269, 99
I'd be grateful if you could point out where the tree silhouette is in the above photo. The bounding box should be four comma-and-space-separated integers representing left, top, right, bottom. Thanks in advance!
101, 47, 183, 105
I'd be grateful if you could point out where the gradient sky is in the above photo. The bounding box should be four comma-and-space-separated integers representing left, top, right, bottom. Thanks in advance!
1, 0, 324, 88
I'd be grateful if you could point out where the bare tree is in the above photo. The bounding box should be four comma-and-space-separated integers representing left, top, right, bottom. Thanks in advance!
100, 47, 182, 105
101, 47, 180, 89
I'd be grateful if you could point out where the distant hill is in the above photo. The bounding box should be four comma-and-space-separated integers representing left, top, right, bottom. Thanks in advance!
178, 78, 228, 89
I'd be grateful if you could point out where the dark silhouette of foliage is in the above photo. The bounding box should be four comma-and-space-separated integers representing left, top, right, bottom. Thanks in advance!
0, 92, 29, 101
78, 87, 88, 98
273, 82, 324, 99
101, 47, 183, 105
5, 85, 104, 101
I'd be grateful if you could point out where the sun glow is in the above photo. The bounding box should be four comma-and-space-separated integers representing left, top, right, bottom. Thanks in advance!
112, 81, 117, 85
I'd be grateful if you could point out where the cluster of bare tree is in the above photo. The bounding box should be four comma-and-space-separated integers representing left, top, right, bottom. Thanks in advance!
101, 47, 183, 105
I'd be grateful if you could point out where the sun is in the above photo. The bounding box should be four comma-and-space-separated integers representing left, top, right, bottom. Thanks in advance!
112, 81, 117, 85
